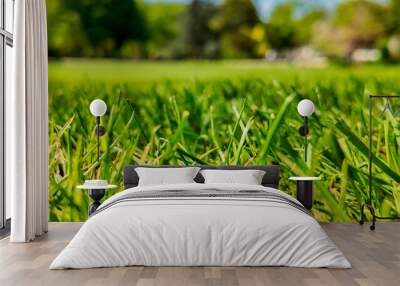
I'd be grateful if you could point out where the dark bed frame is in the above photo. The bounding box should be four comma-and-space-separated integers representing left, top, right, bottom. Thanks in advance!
123, 165, 280, 189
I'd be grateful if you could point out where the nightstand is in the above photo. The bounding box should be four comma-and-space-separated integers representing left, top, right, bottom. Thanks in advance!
289, 177, 320, 210
77, 182, 117, 215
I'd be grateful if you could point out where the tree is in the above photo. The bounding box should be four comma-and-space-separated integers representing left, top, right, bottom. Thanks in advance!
264, 3, 325, 52
47, 0, 89, 57
312, 0, 386, 58
384, 0, 400, 61
295, 9, 326, 46
145, 3, 186, 59
265, 3, 297, 51
386, 0, 400, 35
213, 0, 260, 58
63, 0, 148, 57
333, 0, 386, 51
183, 0, 220, 59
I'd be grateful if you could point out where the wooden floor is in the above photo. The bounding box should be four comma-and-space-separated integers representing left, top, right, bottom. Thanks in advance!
0, 222, 399, 286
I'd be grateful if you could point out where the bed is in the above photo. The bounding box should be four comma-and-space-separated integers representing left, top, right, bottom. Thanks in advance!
50, 165, 351, 269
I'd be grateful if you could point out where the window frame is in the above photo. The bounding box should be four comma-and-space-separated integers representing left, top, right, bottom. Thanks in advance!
0, 0, 13, 232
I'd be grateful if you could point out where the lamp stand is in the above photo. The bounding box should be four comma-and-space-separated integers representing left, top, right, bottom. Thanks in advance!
95, 116, 106, 167
96, 117, 100, 164
299, 116, 309, 163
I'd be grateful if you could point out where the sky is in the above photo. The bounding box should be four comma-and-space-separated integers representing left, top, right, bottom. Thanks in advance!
144, 0, 343, 19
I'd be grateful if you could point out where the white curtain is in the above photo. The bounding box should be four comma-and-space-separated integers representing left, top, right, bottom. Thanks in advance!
7, 0, 49, 242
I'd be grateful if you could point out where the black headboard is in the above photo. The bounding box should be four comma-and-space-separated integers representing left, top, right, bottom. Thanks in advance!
123, 165, 280, 189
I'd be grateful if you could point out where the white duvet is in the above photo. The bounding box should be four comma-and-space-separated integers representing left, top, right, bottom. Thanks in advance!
50, 183, 351, 269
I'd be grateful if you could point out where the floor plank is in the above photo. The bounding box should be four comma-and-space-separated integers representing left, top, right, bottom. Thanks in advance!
0, 222, 398, 286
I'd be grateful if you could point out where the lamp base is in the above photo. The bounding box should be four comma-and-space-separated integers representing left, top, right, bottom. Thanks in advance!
359, 203, 400, 231
298, 126, 309, 136
88, 189, 105, 216
95, 126, 106, 136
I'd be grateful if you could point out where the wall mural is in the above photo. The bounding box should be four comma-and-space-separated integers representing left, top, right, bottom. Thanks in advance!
48, 78, 400, 222
47, 0, 400, 222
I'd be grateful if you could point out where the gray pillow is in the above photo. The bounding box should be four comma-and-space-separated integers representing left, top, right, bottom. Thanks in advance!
200, 169, 266, 185
136, 167, 200, 186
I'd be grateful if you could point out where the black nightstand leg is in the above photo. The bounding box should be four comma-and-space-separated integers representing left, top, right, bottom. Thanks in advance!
88, 189, 105, 216
296, 181, 313, 210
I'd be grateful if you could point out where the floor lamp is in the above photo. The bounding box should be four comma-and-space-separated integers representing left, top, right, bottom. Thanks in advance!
297, 99, 315, 162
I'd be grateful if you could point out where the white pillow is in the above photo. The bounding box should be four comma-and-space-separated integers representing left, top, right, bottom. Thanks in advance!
200, 169, 266, 185
135, 167, 200, 186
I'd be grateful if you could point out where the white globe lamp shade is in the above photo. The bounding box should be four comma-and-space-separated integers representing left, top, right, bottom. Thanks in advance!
297, 99, 315, 117
90, 99, 107, 117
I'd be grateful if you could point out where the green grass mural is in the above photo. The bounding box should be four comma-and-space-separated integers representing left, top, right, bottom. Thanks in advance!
48, 60, 400, 222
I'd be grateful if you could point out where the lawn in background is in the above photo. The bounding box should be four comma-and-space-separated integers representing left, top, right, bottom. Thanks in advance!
49, 59, 400, 86
49, 59, 400, 222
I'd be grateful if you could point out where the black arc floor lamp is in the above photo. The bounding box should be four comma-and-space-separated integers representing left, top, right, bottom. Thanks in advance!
360, 95, 400, 230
